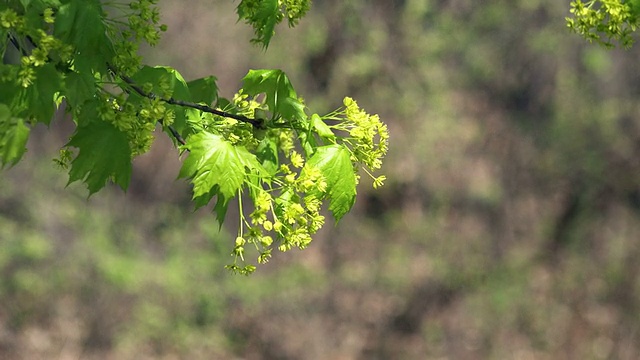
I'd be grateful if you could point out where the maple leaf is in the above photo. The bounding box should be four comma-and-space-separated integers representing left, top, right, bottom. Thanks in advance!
179, 132, 267, 224
0, 104, 29, 167
304, 144, 357, 221
66, 120, 132, 195
54, 0, 114, 75
242, 69, 307, 122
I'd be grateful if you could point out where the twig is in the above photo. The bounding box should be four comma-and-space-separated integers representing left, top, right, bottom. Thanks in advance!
8, 34, 265, 146
118, 73, 266, 129
163, 120, 186, 146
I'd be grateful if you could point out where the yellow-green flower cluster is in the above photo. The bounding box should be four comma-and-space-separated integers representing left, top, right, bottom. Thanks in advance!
328, 97, 389, 187
232, 90, 263, 118
206, 91, 263, 148
236, 0, 311, 46
1, 8, 72, 87
342, 97, 389, 170
128, 0, 164, 46
0, 8, 21, 28
282, 0, 311, 26
108, 0, 166, 76
567, 0, 640, 48
95, 94, 172, 156
228, 160, 327, 272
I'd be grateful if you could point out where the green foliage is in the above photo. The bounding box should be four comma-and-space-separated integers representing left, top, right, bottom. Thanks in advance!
66, 118, 132, 195
0, 0, 388, 272
303, 144, 357, 220
236, 0, 311, 47
178, 132, 266, 218
567, 0, 640, 48
0, 104, 28, 166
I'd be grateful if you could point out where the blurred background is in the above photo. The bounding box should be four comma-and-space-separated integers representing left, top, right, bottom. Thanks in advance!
3, 0, 640, 358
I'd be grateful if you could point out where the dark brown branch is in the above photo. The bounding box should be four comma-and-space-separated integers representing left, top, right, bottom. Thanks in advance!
118, 73, 266, 129
102, 65, 187, 146
7, 34, 264, 146
163, 120, 186, 146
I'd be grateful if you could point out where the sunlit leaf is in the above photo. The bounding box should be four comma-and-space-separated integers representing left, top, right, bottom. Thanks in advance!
179, 132, 268, 223
304, 144, 357, 221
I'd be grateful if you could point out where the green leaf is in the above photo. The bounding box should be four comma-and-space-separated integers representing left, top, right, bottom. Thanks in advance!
304, 144, 357, 221
64, 70, 97, 108
212, 194, 230, 229
236, 0, 279, 47
0, 73, 26, 116
66, 118, 132, 195
0, 29, 7, 59
28, 63, 62, 124
0, 63, 59, 124
256, 137, 279, 175
54, 0, 114, 75
297, 130, 317, 157
311, 113, 335, 140
0, 104, 30, 167
279, 96, 307, 122
255, 0, 279, 47
178, 132, 267, 220
130, 65, 193, 137
242, 69, 307, 122
187, 76, 218, 105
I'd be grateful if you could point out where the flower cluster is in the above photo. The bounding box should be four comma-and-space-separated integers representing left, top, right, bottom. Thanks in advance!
109, 0, 167, 76
98, 94, 173, 156
201, 91, 264, 148
282, 0, 312, 27
226, 158, 328, 274
128, 0, 165, 46
1, 8, 72, 88
236, 0, 311, 46
328, 97, 389, 188
567, 0, 640, 48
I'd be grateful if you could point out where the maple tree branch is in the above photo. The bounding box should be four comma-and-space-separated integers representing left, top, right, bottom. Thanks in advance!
7, 35, 264, 144
101, 65, 186, 146
117, 73, 266, 129
160, 119, 186, 146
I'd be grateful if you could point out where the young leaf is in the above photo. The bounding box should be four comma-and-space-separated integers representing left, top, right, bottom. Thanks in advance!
66, 119, 132, 195
187, 76, 218, 105
255, 0, 279, 47
0, 104, 29, 167
0, 77, 22, 115
304, 144, 357, 221
256, 137, 279, 175
236, 0, 279, 47
54, 0, 114, 75
178, 132, 267, 209
311, 113, 335, 141
213, 193, 230, 229
242, 69, 307, 122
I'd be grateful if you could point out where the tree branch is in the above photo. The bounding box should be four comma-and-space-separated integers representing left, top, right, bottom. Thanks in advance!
163, 120, 186, 146
7, 34, 265, 147
117, 73, 266, 129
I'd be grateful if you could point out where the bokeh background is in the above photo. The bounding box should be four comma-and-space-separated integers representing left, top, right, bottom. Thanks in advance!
3, 0, 640, 358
